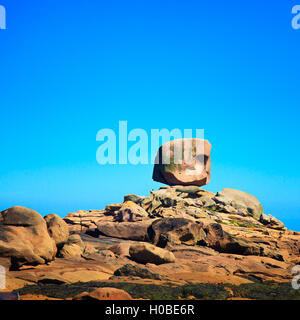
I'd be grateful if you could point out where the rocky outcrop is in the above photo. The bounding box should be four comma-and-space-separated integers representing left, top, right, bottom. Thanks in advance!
149, 218, 206, 247
44, 214, 69, 248
1, 185, 297, 300
63, 209, 113, 232
260, 213, 285, 230
0, 206, 57, 269
129, 243, 175, 265
213, 188, 264, 219
152, 138, 212, 187
62, 186, 287, 266
202, 223, 284, 261
114, 201, 149, 222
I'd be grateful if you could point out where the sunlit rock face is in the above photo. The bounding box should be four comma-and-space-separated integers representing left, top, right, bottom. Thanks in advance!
152, 138, 212, 187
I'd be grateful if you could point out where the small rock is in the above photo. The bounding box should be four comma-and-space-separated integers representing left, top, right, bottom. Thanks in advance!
199, 197, 216, 208
105, 203, 123, 215
58, 243, 82, 258
260, 213, 271, 224
175, 186, 204, 194
129, 242, 175, 265
114, 201, 148, 222
67, 234, 85, 249
99, 250, 116, 259
44, 213, 69, 248
109, 243, 131, 256
260, 213, 285, 230
58, 234, 85, 258
114, 263, 161, 280
123, 194, 145, 204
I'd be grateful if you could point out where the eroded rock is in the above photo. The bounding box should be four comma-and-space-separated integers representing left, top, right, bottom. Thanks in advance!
114, 201, 149, 222
114, 263, 161, 280
213, 188, 264, 219
44, 213, 69, 248
152, 138, 212, 187
149, 218, 206, 247
58, 234, 85, 258
129, 242, 175, 265
97, 221, 152, 241
260, 213, 285, 230
0, 206, 57, 269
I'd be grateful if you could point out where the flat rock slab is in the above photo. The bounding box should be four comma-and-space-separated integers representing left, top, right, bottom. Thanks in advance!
97, 221, 152, 241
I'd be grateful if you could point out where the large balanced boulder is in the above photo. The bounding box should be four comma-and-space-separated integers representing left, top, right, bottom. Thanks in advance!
213, 188, 264, 219
44, 213, 69, 248
129, 242, 175, 265
0, 206, 57, 269
152, 138, 212, 186
149, 218, 206, 247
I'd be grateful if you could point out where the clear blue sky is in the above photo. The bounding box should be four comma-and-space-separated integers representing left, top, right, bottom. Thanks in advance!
0, 0, 299, 230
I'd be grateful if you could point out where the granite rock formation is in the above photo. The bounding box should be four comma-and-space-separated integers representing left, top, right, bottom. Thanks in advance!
1, 186, 300, 300
152, 138, 212, 187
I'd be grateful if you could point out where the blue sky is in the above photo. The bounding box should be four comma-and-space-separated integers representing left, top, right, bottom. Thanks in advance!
0, 0, 299, 230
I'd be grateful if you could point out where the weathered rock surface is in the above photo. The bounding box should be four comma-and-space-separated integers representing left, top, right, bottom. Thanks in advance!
44, 213, 69, 248
114, 263, 161, 280
149, 218, 206, 247
152, 138, 212, 187
114, 201, 149, 222
97, 221, 152, 241
58, 234, 85, 258
64, 209, 113, 232
260, 213, 285, 230
123, 194, 145, 204
1, 185, 299, 300
129, 243, 175, 265
0, 206, 43, 226
213, 188, 264, 219
202, 223, 283, 261
109, 243, 131, 256
0, 206, 57, 269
